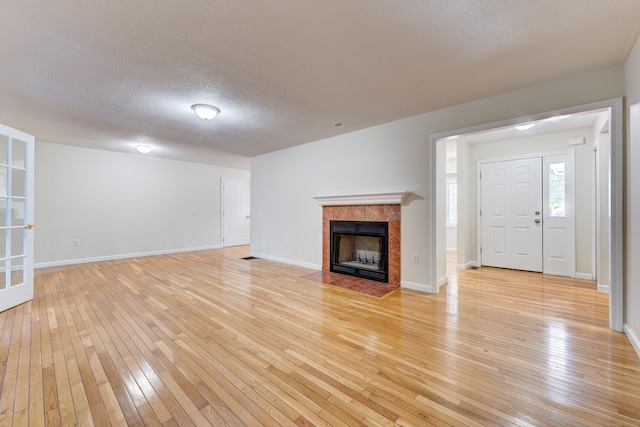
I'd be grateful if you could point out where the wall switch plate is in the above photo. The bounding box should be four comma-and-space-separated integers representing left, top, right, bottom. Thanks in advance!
73, 239, 80, 246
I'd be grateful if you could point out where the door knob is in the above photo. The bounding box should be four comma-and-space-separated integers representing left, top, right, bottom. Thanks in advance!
535, 219, 541, 224
535, 211, 540, 215
25, 223, 35, 229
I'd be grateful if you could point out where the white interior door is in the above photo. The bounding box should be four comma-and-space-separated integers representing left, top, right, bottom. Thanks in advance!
481, 157, 543, 272
0, 124, 35, 313
222, 178, 250, 247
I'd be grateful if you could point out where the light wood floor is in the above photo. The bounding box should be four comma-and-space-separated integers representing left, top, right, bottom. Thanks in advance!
1, 246, 639, 426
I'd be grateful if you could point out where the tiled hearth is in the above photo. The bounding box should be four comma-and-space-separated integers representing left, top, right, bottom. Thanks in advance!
322, 204, 401, 286
301, 270, 399, 298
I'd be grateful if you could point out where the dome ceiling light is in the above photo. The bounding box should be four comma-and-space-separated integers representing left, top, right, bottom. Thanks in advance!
191, 104, 220, 120
136, 145, 152, 154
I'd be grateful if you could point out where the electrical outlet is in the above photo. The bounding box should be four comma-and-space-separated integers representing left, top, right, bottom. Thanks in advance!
412, 253, 419, 263
73, 239, 80, 246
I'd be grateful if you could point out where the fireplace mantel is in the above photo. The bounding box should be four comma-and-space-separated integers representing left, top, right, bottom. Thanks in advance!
313, 191, 409, 206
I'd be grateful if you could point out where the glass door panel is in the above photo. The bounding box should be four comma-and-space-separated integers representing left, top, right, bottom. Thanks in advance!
0, 124, 34, 312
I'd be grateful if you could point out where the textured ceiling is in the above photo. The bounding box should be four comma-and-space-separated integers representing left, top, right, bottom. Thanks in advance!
2, 1, 640, 168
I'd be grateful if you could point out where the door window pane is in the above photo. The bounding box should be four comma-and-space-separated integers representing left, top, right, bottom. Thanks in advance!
549, 162, 565, 217
0, 136, 7, 165
11, 200, 25, 226
0, 229, 6, 260
11, 169, 25, 197
0, 167, 7, 197
12, 139, 26, 168
10, 257, 25, 287
11, 228, 24, 257
0, 199, 7, 227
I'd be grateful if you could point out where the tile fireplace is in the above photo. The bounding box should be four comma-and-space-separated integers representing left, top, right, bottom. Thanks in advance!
321, 204, 401, 286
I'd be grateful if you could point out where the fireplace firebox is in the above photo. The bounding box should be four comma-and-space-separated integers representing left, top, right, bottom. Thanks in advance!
330, 220, 388, 282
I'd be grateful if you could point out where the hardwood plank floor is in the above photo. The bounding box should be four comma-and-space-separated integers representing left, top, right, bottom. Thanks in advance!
1, 246, 639, 426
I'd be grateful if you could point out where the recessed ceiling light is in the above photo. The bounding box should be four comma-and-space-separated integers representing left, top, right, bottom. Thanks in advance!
191, 104, 220, 120
515, 123, 535, 131
136, 145, 151, 154
545, 114, 571, 122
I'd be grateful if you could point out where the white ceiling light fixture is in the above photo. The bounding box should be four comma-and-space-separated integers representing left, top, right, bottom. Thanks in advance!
136, 145, 152, 154
191, 104, 220, 120
545, 114, 571, 122
515, 123, 535, 131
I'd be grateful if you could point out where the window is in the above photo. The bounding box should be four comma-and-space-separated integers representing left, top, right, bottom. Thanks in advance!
548, 162, 565, 217
446, 182, 457, 227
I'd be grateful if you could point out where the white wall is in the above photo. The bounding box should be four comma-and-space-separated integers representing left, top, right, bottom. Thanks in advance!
35, 142, 250, 266
624, 34, 640, 355
251, 65, 625, 290
462, 128, 595, 276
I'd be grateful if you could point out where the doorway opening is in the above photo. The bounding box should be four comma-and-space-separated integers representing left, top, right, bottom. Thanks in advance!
431, 98, 623, 331
221, 178, 251, 248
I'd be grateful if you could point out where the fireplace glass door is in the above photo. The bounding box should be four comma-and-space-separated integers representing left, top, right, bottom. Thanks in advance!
330, 221, 388, 282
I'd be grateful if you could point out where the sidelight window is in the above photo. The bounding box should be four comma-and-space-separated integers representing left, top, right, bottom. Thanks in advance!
446, 182, 457, 227
548, 162, 565, 217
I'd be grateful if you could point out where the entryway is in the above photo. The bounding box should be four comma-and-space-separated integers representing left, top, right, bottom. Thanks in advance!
479, 151, 575, 276
432, 98, 623, 331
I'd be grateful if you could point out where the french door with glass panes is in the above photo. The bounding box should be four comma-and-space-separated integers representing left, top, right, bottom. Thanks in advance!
0, 124, 34, 313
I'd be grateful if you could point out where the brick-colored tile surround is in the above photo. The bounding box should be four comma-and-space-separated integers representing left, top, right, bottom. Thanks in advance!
322, 204, 400, 286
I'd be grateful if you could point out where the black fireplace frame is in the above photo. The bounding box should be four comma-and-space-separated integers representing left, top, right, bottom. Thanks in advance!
330, 220, 388, 283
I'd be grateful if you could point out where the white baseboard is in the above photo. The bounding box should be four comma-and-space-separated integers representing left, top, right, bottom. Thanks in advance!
457, 260, 478, 270
35, 245, 223, 269
575, 272, 594, 280
624, 324, 640, 360
438, 275, 448, 288
597, 283, 610, 293
401, 280, 434, 293
249, 252, 322, 270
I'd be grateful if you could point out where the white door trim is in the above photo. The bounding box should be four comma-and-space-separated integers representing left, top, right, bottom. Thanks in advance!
430, 97, 624, 332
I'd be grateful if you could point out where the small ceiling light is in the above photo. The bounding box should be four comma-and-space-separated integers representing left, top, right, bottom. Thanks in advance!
515, 123, 535, 131
191, 104, 220, 120
136, 145, 152, 154
545, 114, 571, 122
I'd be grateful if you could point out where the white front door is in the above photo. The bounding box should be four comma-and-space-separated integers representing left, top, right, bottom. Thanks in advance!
481, 157, 543, 272
0, 124, 35, 313
222, 179, 250, 247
